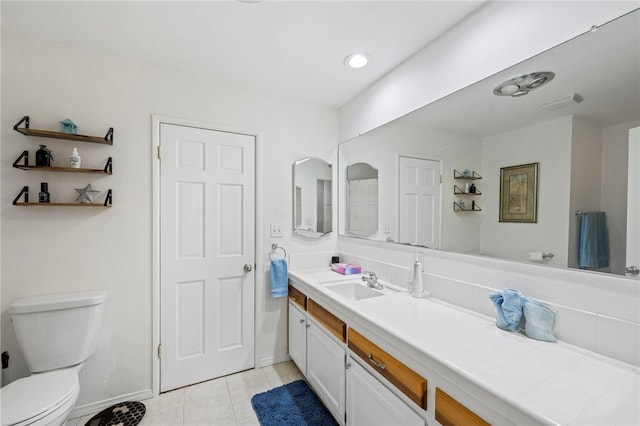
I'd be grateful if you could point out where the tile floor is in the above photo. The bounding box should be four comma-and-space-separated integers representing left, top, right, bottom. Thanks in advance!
72, 360, 304, 426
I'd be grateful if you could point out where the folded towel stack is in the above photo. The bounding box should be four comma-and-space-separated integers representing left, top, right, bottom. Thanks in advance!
489, 288, 557, 342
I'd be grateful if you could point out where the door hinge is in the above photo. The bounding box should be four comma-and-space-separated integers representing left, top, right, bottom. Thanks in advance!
157, 145, 163, 159
440, 174, 443, 184
157, 344, 162, 359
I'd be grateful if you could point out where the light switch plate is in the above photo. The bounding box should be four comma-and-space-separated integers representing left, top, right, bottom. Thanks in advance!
270, 224, 283, 238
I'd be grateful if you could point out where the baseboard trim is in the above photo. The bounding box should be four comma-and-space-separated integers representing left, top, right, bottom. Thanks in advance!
69, 389, 153, 420
256, 353, 291, 369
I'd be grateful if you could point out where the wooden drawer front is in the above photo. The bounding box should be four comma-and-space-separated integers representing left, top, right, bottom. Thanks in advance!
348, 328, 427, 410
307, 299, 346, 343
435, 388, 490, 426
288, 285, 307, 310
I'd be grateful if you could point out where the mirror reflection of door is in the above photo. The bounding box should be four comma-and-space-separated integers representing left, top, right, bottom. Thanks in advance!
398, 156, 441, 247
627, 127, 640, 277
292, 158, 333, 237
347, 162, 379, 237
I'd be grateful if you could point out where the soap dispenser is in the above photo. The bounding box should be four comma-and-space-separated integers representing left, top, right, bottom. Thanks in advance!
69, 147, 81, 168
410, 253, 428, 298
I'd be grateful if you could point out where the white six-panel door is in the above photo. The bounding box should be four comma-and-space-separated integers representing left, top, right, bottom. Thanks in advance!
398, 156, 441, 248
160, 123, 255, 392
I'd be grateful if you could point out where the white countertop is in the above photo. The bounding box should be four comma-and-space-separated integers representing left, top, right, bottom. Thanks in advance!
289, 268, 640, 426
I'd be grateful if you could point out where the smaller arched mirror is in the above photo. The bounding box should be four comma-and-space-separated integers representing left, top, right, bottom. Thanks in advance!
293, 157, 332, 238
345, 162, 379, 237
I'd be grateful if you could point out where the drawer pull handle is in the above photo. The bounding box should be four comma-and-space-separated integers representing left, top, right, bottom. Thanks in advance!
368, 353, 386, 370
299, 319, 305, 324
291, 296, 297, 301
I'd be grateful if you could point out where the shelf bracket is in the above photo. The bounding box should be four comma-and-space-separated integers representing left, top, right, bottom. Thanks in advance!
12, 186, 29, 206
104, 157, 113, 174
104, 189, 113, 207
13, 116, 29, 131
13, 151, 29, 168
104, 128, 114, 144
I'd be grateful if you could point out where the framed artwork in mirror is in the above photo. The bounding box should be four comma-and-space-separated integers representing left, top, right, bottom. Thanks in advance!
499, 162, 539, 223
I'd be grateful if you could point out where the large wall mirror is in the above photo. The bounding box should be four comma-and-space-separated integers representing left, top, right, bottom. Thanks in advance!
338, 9, 639, 278
293, 157, 332, 238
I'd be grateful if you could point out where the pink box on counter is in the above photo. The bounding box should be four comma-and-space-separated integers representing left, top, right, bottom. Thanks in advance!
331, 263, 362, 275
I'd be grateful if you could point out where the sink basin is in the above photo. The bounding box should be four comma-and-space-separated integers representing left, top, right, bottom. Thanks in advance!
326, 282, 384, 301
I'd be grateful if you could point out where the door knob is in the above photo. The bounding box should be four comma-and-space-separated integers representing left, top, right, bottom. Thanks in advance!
244, 264, 253, 272
626, 266, 639, 275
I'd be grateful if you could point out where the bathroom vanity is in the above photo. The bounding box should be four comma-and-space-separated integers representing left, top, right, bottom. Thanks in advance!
288, 268, 639, 426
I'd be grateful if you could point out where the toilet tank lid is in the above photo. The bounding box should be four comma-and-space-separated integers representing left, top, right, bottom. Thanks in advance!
11, 290, 108, 314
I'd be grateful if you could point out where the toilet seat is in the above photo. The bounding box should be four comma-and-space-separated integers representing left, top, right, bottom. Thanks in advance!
0, 369, 79, 426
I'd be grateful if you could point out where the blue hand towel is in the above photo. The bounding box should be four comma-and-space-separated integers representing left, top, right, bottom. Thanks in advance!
270, 259, 288, 298
578, 211, 610, 269
523, 300, 557, 342
489, 288, 528, 331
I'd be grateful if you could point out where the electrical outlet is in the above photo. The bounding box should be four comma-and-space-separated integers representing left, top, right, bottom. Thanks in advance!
270, 224, 283, 238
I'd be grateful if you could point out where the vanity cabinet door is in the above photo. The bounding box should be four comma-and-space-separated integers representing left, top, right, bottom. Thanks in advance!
288, 300, 307, 374
347, 358, 424, 426
307, 318, 346, 425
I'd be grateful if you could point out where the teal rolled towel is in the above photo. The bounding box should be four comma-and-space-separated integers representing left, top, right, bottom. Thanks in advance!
523, 300, 557, 342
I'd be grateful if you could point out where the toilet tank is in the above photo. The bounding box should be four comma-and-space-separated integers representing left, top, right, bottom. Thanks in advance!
10, 290, 108, 373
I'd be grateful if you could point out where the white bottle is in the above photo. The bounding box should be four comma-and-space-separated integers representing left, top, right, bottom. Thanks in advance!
410, 254, 428, 298
464, 182, 471, 193
70, 147, 81, 168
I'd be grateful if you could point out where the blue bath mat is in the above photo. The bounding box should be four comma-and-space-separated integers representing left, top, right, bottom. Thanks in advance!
251, 380, 337, 426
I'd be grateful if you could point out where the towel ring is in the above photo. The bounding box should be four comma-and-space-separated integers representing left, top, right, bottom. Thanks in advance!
269, 243, 287, 261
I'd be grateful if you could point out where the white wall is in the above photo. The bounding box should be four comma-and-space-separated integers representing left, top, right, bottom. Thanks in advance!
568, 118, 604, 269
481, 117, 572, 266
0, 31, 338, 407
339, 1, 638, 141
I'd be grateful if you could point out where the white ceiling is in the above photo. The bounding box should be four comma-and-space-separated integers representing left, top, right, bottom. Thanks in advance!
1, 1, 486, 108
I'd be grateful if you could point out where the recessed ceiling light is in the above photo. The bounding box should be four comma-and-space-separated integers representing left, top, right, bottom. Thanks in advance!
344, 53, 371, 69
493, 71, 555, 97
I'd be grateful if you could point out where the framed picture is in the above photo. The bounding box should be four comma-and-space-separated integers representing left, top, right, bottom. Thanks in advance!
499, 162, 539, 223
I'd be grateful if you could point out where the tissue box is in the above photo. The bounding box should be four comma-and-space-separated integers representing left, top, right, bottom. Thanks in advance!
331, 263, 362, 275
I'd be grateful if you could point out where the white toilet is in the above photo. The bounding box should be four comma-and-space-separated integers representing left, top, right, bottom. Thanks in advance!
1, 290, 107, 426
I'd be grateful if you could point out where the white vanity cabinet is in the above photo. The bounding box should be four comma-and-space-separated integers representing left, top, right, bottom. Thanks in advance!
287, 300, 307, 374
347, 358, 424, 426
287, 287, 347, 425
307, 317, 346, 424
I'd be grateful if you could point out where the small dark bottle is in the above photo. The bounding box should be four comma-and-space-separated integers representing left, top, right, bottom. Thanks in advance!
35, 145, 53, 166
469, 183, 477, 194
39, 182, 50, 203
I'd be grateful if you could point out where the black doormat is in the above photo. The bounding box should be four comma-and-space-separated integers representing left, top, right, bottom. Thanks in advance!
84, 401, 146, 426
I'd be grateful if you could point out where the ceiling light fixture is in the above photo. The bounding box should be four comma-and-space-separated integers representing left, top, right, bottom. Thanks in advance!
344, 53, 371, 69
493, 71, 555, 97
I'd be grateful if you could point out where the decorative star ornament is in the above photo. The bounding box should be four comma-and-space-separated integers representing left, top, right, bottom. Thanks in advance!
75, 183, 100, 204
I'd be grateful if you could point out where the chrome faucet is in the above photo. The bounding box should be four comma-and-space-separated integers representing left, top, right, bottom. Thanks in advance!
362, 271, 383, 290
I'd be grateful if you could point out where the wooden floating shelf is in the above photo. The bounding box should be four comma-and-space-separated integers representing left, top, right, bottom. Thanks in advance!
13, 165, 112, 174
453, 201, 481, 212
13, 116, 113, 145
15, 202, 111, 207
13, 152, 112, 174
453, 169, 482, 180
453, 185, 482, 195
13, 187, 112, 207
